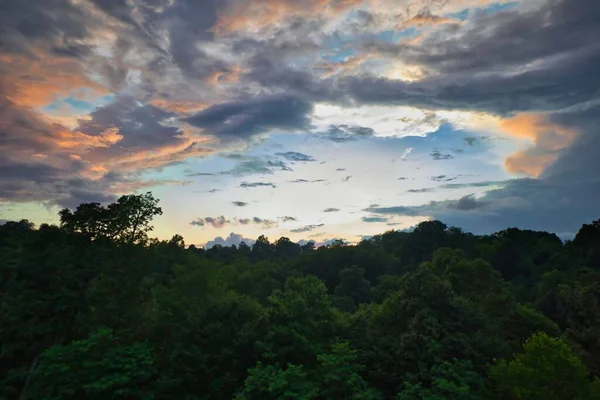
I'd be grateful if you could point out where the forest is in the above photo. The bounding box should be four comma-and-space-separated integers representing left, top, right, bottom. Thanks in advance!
1, 192, 600, 400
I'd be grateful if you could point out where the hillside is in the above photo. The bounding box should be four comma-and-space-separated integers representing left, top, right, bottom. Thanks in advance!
1, 193, 600, 399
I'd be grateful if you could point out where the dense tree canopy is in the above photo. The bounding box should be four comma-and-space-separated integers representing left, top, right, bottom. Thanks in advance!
1, 194, 599, 399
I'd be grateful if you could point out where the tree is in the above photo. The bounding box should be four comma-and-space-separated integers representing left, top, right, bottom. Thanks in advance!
334, 266, 372, 311
235, 363, 317, 400
490, 333, 593, 400
258, 276, 337, 366
59, 192, 162, 244
398, 359, 485, 400
25, 328, 156, 399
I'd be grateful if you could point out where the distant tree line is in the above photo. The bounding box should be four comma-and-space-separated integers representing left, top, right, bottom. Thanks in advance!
1, 192, 599, 399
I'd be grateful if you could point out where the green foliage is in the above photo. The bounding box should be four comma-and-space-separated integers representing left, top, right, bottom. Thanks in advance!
398, 359, 485, 400
237, 342, 380, 400
490, 333, 593, 400
59, 192, 162, 244
258, 275, 338, 366
25, 328, 156, 399
236, 362, 318, 400
3, 194, 600, 400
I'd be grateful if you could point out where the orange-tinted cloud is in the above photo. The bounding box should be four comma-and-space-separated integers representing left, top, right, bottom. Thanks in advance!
404, 11, 458, 27
499, 113, 577, 177
214, 0, 365, 33
0, 53, 107, 108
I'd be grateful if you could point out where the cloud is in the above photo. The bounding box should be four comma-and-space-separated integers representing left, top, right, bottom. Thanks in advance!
224, 158, 292, 176
240, 181, 277, 188
431, 175, 456, 182
291, 223, 325, 233
205, 232, 256, 249
407, 188, 435, 193
362, 216, 389, 223
439, 181, 509, 189
276, 151, 316, 162
336, 168, 347, 171
430, 150, 454, 160
291, 178, 327, 183
191, 215, 282, 229
252, 217, 277, 228
232, 201, 248, 207
321, 125, 375, 142
323, 208, 340, 213
342, 176, 352, 182
185, 93, 313, 141
205, 216, 229, 229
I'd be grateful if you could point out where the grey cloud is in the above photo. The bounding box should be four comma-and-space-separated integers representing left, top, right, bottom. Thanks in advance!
276, 151, 316, 162
407, 188, 435, 193
224, 158, 292, 176
185, 93, 313, 140
322, 208, 340, 213
205, 232, 256, 249
291, 223, 325, 233
252, 217, 277, 228
336, 168, 347, 171
78, 96, 182, 153
440, 181, 510, 189
430, 150, 453, 160
405, 0, 600, 76
463, 137, 479, 146
186, 172, 215, 177
322, 124, 375, 142
290, 178, 326, 184
362, 216, 389, 223
191, 215, 276, 229
239, 182, 277, 188
0, 0, 91, 57
204, 216, 229, 229
342, 176, 352, 182
232, 201, 248, 207
343, 0, 600, 115
281, 216, 297, 222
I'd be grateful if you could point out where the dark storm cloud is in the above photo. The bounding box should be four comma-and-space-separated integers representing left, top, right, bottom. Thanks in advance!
342, 0, 600, 115
276, 152, 316, 162
281, 216, 297, 222
239, 182, 277, 189
404, 0, 600, 75
232, 201, 248, 207
78, 96, 181, 151
0, 0, 91, 56
185, 93, 313, 140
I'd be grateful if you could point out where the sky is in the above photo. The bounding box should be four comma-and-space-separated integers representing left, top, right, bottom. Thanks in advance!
1, 0, 599, 247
